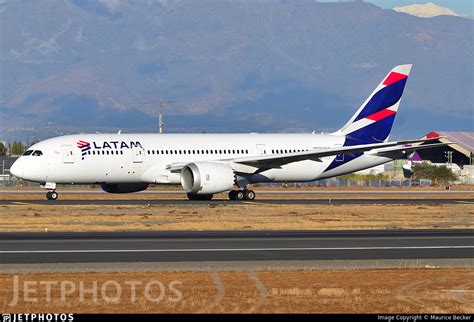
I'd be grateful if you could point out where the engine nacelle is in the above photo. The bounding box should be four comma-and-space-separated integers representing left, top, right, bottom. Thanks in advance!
181, 162, 235, 194
101, 183, 149, 193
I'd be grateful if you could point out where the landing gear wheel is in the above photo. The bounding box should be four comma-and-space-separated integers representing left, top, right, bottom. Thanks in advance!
228, 190, 238, 200
235, 190, 245, 201
229, 189, 255, 201
46, 191, 58, 200
244, 189, 256, 201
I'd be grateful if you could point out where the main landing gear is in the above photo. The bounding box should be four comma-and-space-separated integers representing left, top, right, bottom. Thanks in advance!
228, 189, 256, 201
46, 190, 58, 200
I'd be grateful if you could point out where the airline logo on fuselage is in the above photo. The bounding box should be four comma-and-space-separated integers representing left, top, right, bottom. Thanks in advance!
76, 140, 142, 159
91, 141, 142, 149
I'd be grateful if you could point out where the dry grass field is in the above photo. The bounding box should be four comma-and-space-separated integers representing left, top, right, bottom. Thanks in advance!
0, 202, 472, 232
1, 186, 472, 231
1, 269, 473, 313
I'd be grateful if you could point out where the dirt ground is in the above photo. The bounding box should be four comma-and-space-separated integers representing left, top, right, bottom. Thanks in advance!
0, 202, 473, 232
1, 269, 472, 313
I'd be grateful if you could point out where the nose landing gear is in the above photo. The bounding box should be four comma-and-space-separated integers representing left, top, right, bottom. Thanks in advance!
41, 182, 58, 200
46, 190, 58, 200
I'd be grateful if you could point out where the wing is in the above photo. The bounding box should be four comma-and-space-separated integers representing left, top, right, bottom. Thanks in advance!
232, 138, 446, 168
368, 142, 451, 158
166, 137, 449, 173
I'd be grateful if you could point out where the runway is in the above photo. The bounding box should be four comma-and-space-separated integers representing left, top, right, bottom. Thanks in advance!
2, 190, 473, 194
1, 230, 472, 264
1, 198, 473, 205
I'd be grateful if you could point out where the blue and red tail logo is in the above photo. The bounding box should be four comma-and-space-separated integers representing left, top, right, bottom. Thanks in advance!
77, 140, 91, 160
326, 65, 412, 174
340, 65, 412, 144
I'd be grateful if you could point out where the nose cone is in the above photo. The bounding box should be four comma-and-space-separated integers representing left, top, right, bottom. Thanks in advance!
10, 159, 24, 178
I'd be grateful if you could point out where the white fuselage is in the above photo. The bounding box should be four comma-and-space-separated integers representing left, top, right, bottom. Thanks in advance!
13, 133, 391, 186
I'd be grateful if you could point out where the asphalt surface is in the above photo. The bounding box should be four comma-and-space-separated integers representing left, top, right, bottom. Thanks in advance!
1, 198, 473, 205
2, 190, 472, 194
1, 230, 472, 264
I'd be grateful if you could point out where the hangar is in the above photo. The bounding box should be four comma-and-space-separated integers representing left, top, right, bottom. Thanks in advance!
410, 131, 473, 168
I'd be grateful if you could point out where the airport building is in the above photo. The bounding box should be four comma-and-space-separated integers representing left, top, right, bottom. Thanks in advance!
0, 156, 17, 184
414, 131, 473, 167
408, 131, 474, 183
355, 131, 474, 183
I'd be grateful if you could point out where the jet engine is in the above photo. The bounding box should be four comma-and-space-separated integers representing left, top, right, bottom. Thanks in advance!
181, 162, 235, 194
101, 183, 149, 193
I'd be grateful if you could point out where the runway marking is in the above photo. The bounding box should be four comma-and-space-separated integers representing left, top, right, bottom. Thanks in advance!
242, 201, 268, 205
11, 202, 35, 205
1, 246, 473, 254
456, 201, 474, 204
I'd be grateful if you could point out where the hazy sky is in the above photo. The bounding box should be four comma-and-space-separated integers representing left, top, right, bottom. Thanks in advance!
320, 1, 473, 17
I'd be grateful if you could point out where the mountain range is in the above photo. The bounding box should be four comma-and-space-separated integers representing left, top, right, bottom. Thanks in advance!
0, 0, 472, 143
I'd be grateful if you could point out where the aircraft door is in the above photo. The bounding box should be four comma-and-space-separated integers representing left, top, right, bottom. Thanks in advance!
132, 146, 144, 163
61, 145, 74, 163
256, 144, 267, 155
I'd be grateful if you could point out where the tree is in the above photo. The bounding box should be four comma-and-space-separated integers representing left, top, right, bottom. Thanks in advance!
339, 172, 389, 181
411, 162, 457, 181
0, 142, 6, 156
8, 141, 27, 156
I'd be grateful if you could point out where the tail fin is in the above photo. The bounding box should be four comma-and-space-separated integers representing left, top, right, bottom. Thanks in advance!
337, 64, 412, 143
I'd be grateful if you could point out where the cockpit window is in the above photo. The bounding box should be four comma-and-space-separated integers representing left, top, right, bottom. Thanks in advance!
23, 150, 33, 156
32, 150, 43, 156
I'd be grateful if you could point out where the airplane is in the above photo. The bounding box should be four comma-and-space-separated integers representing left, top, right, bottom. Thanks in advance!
10, 64, 448, 201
